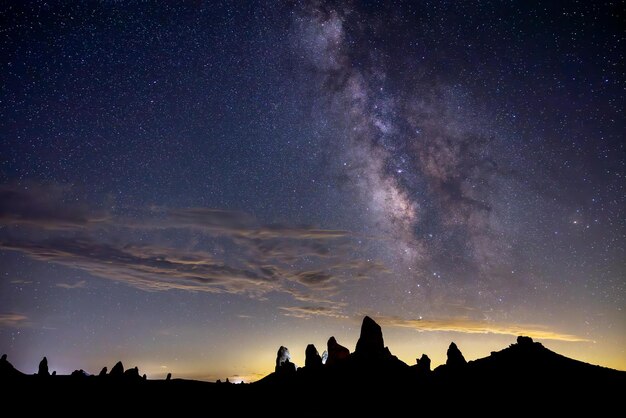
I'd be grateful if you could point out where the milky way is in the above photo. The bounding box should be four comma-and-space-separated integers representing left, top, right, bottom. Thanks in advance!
293, 3, 533, 315
0, 1, 624, 378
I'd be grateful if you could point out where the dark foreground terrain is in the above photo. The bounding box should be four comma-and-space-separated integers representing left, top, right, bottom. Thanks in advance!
2, 316, 624, 415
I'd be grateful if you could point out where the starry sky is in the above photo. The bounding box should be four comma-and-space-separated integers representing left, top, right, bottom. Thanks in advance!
1, 1, 624, 381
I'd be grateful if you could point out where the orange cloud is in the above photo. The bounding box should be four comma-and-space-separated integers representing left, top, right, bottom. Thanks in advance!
0, 313, 28, 327
0, 182, 385, 306
56, 280, 87, 289
376, 315, 591, 342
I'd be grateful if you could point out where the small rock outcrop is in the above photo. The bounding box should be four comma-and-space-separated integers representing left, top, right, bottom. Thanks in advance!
517, 336, 534, 347
0, 354, 21, 378
71, 369, 88, 378
124, 366, 140, 379
415, 354, 431, 373
305, 344, 322, 369
326, 337, 350, 366
98, 367, 107, 377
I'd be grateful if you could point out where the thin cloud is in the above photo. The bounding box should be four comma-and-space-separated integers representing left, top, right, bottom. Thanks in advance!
0, 237, 348, 306
56, 280, 87, 289
0, 184, 349, 240
376, 315, 591, 342
0, 313, 28, 328
281, 287, 340, 305
1, 238, 277, 296
329, 259, 390, 273
153, 207, 349, 240
0, 182, 384, 306
0, 183, 108, 229
279, 305, 348, 319
10, 279, 33, 285
294, 271, 333, 287
237, 236, 340, 263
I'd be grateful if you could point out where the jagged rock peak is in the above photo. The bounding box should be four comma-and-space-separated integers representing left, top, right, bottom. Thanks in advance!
446, 342, 467, 368
355, 316, 385, 358
110, 361, 124, 377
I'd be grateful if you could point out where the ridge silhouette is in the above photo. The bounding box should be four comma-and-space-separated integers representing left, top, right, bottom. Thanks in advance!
1, 316, 624, 415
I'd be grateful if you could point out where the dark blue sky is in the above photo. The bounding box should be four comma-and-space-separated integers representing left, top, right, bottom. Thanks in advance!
1, 1, 624, 379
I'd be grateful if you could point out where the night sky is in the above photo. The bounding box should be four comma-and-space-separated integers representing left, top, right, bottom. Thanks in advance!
1, 1, 624, 381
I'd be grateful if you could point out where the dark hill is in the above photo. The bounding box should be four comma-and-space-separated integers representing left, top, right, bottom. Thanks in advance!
470, 335, 623, 377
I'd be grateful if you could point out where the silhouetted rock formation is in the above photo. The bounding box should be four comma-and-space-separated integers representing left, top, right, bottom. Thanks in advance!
37, 357, 50, 377
414, 354, 431, 374
305, 344, 322, 369
0, 354, 22, 379
2, 319, 625, 415
517, 335, 533, 347
71, 369, 88, 378
124, 366, 140, 380
446, 342, 467, 368
349, 316, 410, 381
279, 360, 296, 375
326, 336, 349, 366
98, 367, 107, 377
354, 316, 385, 359
110, 361, 124, 378
275, 346, 296, 375
166, 372, 172, 381
275, 346, 291, 371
